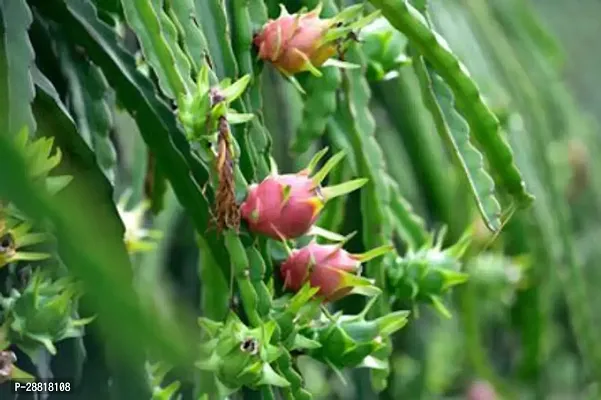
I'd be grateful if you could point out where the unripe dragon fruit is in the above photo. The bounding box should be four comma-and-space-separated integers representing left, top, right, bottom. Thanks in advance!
240, 149, 367, 240
196, 313, 290, 394
301, 300, 409, 370
253, 4, 379, 77
280, 241, 392, 302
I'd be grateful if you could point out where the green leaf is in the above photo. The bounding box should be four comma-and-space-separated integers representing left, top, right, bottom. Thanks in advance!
165, 0, 210, 73
386, 176, 430, 250
196, 0, 239, 80
55, 34, 117, 183
0, 0, 36, 137
120, 0, 192, 101
413, 55, 502, 231
32, 67, 117, 224
408, 3, 502, 232
369, 0, 534, 208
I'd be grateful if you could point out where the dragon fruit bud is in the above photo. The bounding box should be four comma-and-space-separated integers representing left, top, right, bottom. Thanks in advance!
280, 241, 392, 302
240, 149, 367, 239
253, 4, 378, 77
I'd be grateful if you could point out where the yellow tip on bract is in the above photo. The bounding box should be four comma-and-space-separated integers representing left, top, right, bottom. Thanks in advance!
306, 197, 325, 218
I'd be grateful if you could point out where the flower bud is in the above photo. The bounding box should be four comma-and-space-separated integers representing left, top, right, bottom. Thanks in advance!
272, 284, 321, 348
1, 272, 92, 356
240, 149, 367, 240
179, 64, 254, 140
387, 229, 471, 318
360, 17, 410, 81
196, 314, 290, 393
302, 299, 409, 369
280, 241, 391, 302
254, 4, 379, 77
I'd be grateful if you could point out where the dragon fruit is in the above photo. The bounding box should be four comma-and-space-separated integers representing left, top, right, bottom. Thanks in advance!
240, 149, 366, 240
280, 241, 393, 302
253, 4, 379, 77
467, 381, 497, 400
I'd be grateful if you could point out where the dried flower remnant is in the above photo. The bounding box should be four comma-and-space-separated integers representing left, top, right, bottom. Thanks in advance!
214, 117, 239, 232
240, 337, 259, 355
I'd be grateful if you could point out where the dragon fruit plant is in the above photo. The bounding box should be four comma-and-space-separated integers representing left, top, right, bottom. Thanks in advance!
6, 0, 592, 399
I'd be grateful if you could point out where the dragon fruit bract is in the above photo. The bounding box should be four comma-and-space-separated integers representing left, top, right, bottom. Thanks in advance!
240, 149, 367, 240
280, 241, 392, 302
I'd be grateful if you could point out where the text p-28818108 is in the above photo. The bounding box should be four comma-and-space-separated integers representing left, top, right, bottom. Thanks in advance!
12, 379, 72, 394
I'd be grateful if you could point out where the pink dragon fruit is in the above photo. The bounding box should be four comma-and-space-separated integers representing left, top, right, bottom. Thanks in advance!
280, 241, 392, 302
240, 149, 366, 240
467, 381, 497, 400
253, 4, 378, 76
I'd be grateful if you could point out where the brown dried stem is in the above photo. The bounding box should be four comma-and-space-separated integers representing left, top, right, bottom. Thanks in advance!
214, 116, 239, 232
